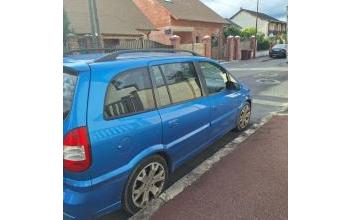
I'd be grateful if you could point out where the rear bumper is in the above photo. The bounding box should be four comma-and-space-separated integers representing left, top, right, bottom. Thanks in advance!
63, 173, 129, 219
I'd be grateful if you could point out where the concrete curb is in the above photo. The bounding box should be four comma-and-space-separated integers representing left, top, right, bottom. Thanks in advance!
129, 107, 288, 220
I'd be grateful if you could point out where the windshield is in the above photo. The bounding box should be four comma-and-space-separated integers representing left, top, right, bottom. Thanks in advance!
273, 44, 287, 49
63, 73, 77, 119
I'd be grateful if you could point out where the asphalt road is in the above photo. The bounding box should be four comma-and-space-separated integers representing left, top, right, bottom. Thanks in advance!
225, 56, 288, 123
99, 56, 288, 220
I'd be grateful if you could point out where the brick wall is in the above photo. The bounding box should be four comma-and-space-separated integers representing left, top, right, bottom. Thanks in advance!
172, 18, 223, 43
148, 30, 173, 45
133, 0, 224, 47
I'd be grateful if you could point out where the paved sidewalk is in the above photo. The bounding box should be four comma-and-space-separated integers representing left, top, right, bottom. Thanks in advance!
151, 115, 288, 220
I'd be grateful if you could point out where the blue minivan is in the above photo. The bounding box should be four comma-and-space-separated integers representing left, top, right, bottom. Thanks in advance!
63, 50, 251, 219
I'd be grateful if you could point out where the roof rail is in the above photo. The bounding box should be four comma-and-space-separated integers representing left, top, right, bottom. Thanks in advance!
94, 49, 201, 62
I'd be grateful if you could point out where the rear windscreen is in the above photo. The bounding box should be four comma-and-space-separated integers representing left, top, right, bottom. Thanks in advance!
63, 73, 77, 119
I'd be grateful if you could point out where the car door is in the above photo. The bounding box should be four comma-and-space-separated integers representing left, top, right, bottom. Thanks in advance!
149, 60, 211, 169
197, 61, 242, 139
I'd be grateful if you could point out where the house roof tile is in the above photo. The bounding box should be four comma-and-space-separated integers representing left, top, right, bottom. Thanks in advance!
64, 0, 156, 36
157, 0, 228, 24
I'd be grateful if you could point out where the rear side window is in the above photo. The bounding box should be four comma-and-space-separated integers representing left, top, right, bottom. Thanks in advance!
157, 62, 202, 105
104, 68, 156, 119
63, 72, 77, 119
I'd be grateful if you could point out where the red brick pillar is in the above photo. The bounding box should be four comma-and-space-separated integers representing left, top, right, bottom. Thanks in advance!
234, 35, 241, 60
202, 35, 211, 58
227, 35, 234, 61
170, 35, 181, 50
250, 35, 257, 58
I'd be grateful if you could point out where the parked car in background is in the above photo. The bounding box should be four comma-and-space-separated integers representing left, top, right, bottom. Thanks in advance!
269, 44, 288, 58
63, 50, 252, 219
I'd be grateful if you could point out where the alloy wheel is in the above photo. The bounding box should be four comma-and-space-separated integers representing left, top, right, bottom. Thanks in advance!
238, 104, 251, 129
131, 162, 166, 208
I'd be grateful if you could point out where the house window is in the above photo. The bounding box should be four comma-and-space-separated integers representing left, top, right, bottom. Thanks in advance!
195, 36, 200, 43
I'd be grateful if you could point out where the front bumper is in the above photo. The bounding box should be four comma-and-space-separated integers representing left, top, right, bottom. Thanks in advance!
269, 51, 285, 58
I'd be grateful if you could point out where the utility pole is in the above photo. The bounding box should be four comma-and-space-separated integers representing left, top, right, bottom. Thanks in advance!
88, 0, 101, 48
254, 0, 259, 57
255, 0, 259, 37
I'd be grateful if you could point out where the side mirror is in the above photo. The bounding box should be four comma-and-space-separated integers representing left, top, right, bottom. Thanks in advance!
226, 81, 241, 90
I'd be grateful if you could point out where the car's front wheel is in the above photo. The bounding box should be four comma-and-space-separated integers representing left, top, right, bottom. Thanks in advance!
123, 155, 168, 214
236, 102, 251, 131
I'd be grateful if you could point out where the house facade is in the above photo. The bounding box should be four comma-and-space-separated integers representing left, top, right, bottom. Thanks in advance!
230, 8, 287, 37
64, 0, 156, 49
133, 0, 228, 45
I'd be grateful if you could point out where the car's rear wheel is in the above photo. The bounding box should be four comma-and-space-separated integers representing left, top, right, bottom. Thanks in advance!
123, 155, 168, 214
236, 102, 251, 131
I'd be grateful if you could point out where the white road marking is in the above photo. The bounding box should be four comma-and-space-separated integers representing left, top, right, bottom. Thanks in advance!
257, 80, 288, 99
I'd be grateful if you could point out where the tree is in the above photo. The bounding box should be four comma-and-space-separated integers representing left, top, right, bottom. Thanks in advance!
223, 25, 241, 38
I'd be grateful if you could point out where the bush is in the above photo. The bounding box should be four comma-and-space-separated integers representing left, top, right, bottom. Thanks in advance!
240, 27, 256, 40
257, 37, 270, 50
223, 25, 241, 38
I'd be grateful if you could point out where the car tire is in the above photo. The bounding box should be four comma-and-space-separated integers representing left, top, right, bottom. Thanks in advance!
123, 155, 169, 214
235, 102, 251, 131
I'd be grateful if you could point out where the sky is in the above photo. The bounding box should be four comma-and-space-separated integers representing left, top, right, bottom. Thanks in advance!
200, 0, 288, 21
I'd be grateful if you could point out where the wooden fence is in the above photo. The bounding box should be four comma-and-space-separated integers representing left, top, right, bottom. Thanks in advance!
116, 39, 172, 49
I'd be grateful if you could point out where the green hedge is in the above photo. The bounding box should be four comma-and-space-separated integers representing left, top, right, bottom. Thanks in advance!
257, 37, 270, 50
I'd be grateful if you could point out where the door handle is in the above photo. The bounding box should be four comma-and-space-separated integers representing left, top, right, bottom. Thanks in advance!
168, 119, 180, 128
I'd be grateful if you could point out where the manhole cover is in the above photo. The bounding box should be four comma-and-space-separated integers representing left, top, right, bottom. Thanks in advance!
256, 79, 280, 84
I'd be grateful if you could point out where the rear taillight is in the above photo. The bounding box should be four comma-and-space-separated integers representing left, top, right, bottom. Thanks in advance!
63, 127, 91, 172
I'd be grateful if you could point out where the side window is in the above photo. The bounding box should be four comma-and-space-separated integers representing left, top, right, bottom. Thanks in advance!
159, 62, 202, 104
104, 67, 155, 119
150, 66, 171, 107
199, 62, 229, 94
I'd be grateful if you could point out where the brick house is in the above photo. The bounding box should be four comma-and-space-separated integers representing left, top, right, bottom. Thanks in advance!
64, 0, 156, 49
133, 0, 229, 45
230, 8, 287, 37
